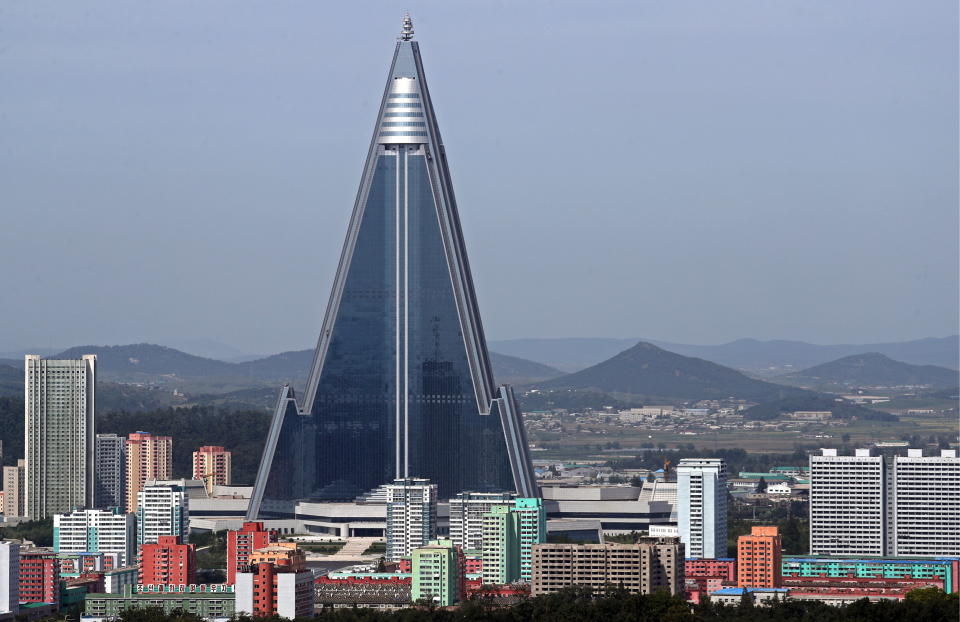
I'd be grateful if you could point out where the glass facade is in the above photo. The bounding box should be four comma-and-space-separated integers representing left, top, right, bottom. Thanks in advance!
250, 34, 532, 516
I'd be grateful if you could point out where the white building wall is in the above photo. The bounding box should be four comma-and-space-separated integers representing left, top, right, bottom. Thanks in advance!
234, 572, 253, 616
677, 459, 727, 559
809, 449, 885, 556
0, 542, 19, 614
890, 449, 960, 556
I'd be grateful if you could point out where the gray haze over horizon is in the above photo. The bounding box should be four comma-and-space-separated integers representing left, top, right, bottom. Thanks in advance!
1, 2, 957, 355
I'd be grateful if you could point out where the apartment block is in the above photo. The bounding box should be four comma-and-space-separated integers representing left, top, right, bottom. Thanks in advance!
448, 491, 514, 553
411, 539, 464, 606
513, 497, 547, 583
235, 545, 313, 619
531, 539, 685, 596
53, 507, 136, 566
888, 449, 960, 556
139, 535, 197, 585
737, 526, 782, 588
809, 448, 959, 557
94, 434, 126, 509
481, 505, 519, 585
24, 355, 96, 519
19, 549, 60, 606
125, 432, 172, 513
677, 458, 728, 559
136, 484, 188, 547
385, 478, 436, 562
192, 446, 231, 494
227, 521, 277, 585
3, 460, 25, 518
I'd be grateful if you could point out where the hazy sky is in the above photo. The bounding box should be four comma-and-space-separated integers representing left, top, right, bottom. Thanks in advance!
1, 1, 957, 355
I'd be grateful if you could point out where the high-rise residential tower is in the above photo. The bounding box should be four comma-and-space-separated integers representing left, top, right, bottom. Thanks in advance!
125, 432, 172, 513
809, 447, 960, 557
24, 354, 96, 520
449, 491, 515, 553
677, 458, 728, 559
192, 445, 231, 493
248, 15, 536, 517
737, 526, 782, 588
385, 477, 437, 562
95, 433, 126, 509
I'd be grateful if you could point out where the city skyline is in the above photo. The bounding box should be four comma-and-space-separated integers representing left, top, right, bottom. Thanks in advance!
1, 2, 956, 354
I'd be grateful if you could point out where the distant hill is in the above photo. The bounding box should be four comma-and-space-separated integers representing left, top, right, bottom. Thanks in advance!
775, 353, 960, 390
489, 335, 959, 374
14, 343, 562, 398
743, 396, 898, 422
533, 342, 809, 402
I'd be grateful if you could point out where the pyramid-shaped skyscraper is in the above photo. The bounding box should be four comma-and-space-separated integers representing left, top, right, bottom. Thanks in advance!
248, 17, 537, 518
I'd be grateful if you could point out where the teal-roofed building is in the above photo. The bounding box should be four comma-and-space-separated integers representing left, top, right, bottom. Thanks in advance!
514, 498, 546, 583
781, 556, 960, 593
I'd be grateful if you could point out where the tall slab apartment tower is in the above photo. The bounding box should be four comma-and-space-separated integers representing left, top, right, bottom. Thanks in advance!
24, 355, 96, 520
247, 16, 536, 518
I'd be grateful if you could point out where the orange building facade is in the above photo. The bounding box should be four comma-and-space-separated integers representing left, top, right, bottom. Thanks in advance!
192, 446, 232, 493
125, 432, 172, 513
737, 526, 782, 588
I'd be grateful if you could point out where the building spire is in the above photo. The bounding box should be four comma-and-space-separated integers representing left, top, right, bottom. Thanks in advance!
400, 13, 414, 41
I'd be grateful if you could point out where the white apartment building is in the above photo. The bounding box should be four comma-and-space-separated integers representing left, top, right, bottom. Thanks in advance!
810, 448, 959, 557
677, 458, 727, 559
136, 484, 188, 547
53, 507, 136, 566
888, 449, 960, 556
0, 541, 18, 615
448, 491, 515, 552
94, 434, 126, 509
24, 355, 96, 519
385, 478, 436, 562
809, 448, 885, 556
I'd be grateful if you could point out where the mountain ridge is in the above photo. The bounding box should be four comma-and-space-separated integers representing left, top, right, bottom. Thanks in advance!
533, 341, 811, 402
775, 352, 959, 390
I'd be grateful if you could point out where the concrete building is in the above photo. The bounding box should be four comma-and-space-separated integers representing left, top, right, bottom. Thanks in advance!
24, 355, 96, 520
513, 498, 547, 583
94, 434, 126, 509
781, 555, 960, 594
139, 535, 196, 586
192, 446, 231, 494
809, 448, 886, 556
888, 448, 960, 556
540, 485, 674, 533
411, 539, 464, 606
448, 492, 514, 552
810, 448, 959, 556
709, 587, 788, 606
677, 459, 727, 559
234, 546, 313, 619
531, 539, 684, 596
737, 526, 782, 588
3, 460, 25, 518
481, 505, 518, 585
385, 478, 436, 562
136, 484, 188, 547
227, 521, 277, 585
102, 566, 139, 595
0, 542, 18, 615
125, 433, 172, 513
19, 549, 59, 606
53, 507, 136, 566
84, 585, 235, 620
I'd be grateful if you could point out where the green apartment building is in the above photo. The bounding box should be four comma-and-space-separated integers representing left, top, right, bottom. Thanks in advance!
482, 506, 519, 584
514, 498, 547, 582
84, 585, 235, 620
411, 539, 462, 606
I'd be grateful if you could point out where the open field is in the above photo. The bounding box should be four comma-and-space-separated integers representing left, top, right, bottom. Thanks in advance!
527, 413, 958, 461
